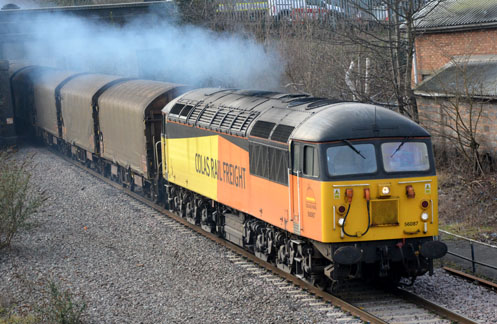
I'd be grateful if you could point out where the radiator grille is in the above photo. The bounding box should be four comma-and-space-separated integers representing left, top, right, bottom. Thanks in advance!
370, 199, 399, 226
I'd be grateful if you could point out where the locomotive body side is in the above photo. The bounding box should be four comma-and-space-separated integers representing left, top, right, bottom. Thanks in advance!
165, 123, 297, 233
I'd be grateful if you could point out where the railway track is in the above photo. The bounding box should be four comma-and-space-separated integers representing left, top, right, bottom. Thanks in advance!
51, 147, 479, 324
443, 266, 497, 291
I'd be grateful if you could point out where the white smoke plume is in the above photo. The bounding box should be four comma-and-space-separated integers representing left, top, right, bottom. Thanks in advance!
12, 5, 283, 89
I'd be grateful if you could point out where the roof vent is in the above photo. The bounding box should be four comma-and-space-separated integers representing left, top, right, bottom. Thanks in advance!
169, 103, 184, 115
270, 124, 294, 143
280, 93, 310, 101
306, 99, 343, 109
288, 97, 325, 107
179, 105, 194, 117
237, 90, 280, 97
250, 121, 276, 139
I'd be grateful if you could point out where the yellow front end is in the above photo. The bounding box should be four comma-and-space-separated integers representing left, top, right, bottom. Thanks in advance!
321, 176, 438, 242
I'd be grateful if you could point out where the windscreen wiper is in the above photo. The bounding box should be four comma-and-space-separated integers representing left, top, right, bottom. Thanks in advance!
342, 140, 365, 159
391, 137, 409, 158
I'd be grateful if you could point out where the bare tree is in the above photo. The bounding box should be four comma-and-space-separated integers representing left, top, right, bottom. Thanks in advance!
336, 0, 445, 121
418, 57, 491, 175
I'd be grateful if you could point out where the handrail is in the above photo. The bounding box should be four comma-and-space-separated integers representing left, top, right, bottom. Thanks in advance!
439, 229, 497, 249
439, 230, 497, 274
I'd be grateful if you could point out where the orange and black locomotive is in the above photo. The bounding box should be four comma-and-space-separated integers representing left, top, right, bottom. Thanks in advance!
162, 88, 447, 285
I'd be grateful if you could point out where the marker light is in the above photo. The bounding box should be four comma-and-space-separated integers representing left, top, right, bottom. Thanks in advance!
406, 185, 415, 198
338, 218, 345, 226
337, 205, 346, 214
421, 212, 429, 222
421, 200, 429, 209
363, 188, 370, 201
345, 189, 353, 203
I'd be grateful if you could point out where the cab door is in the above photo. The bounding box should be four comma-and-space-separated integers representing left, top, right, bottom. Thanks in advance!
290, 142, 319, 236
290, 142, 302, 235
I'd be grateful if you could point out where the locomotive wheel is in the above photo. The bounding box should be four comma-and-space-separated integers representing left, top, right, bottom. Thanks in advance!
311, 277, 329, 291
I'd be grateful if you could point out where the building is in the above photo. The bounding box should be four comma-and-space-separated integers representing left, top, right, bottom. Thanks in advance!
413, 0, 497, 156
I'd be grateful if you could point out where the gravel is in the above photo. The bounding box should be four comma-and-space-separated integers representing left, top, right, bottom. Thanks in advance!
2, 146, 495, 324
403, 269, 497, 324
0, 146, 344, 323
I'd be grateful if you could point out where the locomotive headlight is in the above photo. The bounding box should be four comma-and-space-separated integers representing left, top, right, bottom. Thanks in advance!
421, 212, 429, 222
378, 184, 391, 197
338, 218, 345, 227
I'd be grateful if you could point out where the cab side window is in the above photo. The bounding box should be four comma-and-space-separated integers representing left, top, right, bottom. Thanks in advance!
303, 145, 319, 177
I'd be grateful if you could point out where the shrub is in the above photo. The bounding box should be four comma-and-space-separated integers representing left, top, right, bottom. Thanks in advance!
38, 282, 86, 324
0, 151, 46, 249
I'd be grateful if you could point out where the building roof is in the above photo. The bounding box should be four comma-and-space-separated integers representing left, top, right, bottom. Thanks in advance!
415, 0, 497, 32
415, 56, 497, 98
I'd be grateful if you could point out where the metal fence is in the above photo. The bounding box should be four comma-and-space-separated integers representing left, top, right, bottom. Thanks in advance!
213, 0, 389, 24
212, 0, 436, 24
439, 229, 497, 281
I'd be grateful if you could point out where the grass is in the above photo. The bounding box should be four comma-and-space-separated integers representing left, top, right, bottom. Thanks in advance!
0, 280, 85, 324
440, 223, 496, 238
38, 282, 86, 324
0, 307, 37, 324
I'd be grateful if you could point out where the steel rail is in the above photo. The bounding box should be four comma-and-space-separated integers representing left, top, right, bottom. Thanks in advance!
443, 266, 497, 290
52, 148, 477, 324
392, 288, 478, 324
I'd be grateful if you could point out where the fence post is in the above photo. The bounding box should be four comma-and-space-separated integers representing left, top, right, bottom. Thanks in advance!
470, 242, 476, 273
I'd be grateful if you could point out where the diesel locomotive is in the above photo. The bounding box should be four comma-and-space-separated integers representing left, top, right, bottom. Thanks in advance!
8, 64, 447, 287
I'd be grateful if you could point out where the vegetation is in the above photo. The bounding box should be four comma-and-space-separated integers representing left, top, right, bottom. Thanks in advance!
437, 155, 497, 243
0, 151, 46, 249
38, 282, 86, 324
0, 280, 86, 324
0, 309, 37, 324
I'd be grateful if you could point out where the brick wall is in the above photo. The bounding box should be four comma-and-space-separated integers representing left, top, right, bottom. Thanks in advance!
414, 29, 497, 82
417, 96, 497, 154
414, 28, 497, 157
